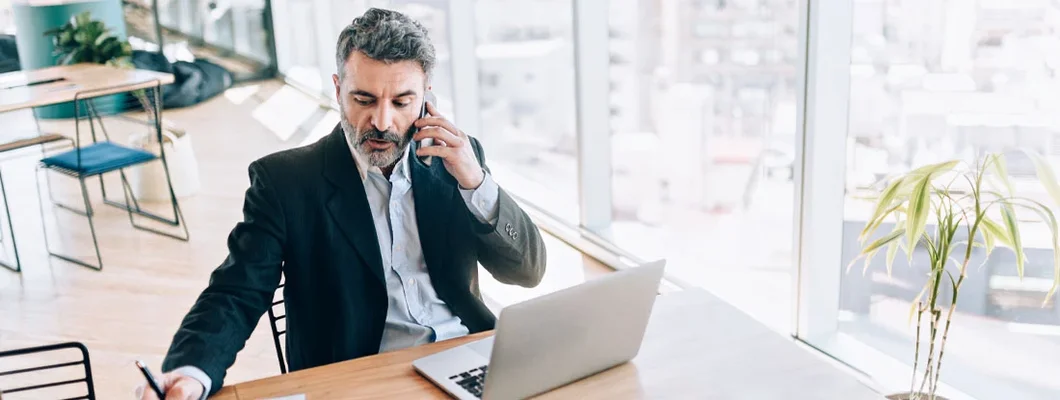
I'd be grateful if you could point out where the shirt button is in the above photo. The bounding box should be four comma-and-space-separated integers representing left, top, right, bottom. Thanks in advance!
408, 278, 415, 286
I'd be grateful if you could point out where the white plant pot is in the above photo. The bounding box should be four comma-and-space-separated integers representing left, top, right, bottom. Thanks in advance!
127, 128, 201, 202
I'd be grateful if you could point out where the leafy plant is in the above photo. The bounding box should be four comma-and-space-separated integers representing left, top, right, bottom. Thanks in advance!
852, 151, 1060, 399
44, 12, 156, 126
44, 11, 133, 68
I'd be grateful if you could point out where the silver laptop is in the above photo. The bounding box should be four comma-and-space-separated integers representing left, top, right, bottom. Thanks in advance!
413, 261, 665, 399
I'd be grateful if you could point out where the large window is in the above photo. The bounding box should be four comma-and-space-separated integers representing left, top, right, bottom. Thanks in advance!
273, 0, 580, 223
269, 1, 1060, 397
606, 0, 798, 328
800, 0, 1060, 399
271, 0, 454, 117
155, 0, 274, 65
473, 0, 579, 223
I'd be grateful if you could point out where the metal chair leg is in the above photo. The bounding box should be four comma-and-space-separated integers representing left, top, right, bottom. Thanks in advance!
44, 170, 92, 217
103, 174, 177, 226
0, 169, 21, 273
119, 169, 189, 241
102, 170, 144, 217
36, 167, 104, 271
87, 91, 182, 229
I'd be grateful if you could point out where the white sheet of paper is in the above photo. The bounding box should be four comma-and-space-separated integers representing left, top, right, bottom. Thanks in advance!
263, 395, 305, 400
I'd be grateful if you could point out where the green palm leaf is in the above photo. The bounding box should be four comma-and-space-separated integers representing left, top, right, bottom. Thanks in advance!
987, 154, 1015, 195
1011, 201, 1060, 303
999, 202, 1025, 277
886, 236, 904, 277
895, 161, 960, 196
861, 177, 905, 241
862, 227, 906, 255
981, 216, 1014, 249
981, 226, 996, 255
1024, 150, 1060, 207
906, 174, 934, 259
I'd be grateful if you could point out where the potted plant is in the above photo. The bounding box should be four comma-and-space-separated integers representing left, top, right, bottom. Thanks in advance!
44, 11, 133, 67
43, 11, 152, 114
852, 151, 1060, 400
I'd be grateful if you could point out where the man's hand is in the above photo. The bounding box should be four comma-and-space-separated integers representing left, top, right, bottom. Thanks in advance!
413, 101, 485, 190
135, 371, 204, 400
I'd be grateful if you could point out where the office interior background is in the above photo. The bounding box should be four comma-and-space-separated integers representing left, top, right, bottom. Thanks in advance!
0, 0, 1058, 398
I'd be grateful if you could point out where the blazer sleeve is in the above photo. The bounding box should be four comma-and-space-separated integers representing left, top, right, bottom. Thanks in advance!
467, 137, 547, 287
161, 161, 285, 394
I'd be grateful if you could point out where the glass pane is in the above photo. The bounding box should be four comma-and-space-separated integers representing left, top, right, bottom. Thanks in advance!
839, 0, 1060, 398
607, 0, 799, 329
274, 0, 327, 93
276, 0, 454, 115
154, 0, 273, 64
0, 1, 13, 34
474, 0, 579, 223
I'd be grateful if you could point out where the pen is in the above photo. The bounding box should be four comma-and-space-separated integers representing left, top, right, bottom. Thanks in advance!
135, 360, 166, 399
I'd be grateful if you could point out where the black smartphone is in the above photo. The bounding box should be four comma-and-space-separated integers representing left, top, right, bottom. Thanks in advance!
416, 91, 437, 163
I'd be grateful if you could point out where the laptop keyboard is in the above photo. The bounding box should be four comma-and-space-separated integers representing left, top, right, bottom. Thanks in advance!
449, 365, 488, 398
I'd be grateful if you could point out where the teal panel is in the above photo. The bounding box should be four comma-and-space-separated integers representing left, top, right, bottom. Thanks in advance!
12, 0, 129, 119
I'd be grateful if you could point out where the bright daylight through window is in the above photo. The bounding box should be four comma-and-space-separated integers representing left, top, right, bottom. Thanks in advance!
830, 0, 1060, 399
262, 0, 1060, 398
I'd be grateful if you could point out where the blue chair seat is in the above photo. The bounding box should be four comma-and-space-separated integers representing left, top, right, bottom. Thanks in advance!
41, 141, 157, 176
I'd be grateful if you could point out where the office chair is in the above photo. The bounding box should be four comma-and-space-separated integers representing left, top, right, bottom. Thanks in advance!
37, 81, 189, 271
267, 281, 287, 374
0, 342, 96, 399
0, 133, 73, 272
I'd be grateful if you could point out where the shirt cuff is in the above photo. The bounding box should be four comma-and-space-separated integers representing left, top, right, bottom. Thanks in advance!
459, 171, 500, 225
170, 365, 211, 400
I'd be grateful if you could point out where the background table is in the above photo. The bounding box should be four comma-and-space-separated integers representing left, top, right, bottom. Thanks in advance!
0, 63, 173, 114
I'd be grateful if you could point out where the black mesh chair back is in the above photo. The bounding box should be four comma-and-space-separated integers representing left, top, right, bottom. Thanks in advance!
267, 280, 287, 374
0, 342, 95, 400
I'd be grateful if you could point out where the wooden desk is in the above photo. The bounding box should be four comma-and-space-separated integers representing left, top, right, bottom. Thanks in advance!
0, 63, 174, 113
217, 289, 881, 399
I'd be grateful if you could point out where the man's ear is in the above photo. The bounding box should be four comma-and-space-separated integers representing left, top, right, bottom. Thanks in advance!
332, 74, 341, 102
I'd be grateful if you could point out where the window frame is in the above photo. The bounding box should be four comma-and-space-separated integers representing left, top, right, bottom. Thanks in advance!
793, 1, 996, 398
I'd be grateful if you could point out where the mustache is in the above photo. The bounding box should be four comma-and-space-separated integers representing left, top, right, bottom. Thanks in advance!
357, 128, 404, 145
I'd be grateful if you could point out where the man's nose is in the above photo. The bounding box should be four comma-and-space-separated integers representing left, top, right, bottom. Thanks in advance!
371, 104, 396, 132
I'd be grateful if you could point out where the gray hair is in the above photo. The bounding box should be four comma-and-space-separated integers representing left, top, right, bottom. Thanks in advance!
335, 8, 435, 81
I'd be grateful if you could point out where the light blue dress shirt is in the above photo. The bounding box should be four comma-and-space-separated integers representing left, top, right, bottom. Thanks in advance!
174, 138, 500, 397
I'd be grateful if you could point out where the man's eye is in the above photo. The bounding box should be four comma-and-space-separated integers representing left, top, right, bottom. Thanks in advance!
354, 98, 373, 106
394, 101, 411, 108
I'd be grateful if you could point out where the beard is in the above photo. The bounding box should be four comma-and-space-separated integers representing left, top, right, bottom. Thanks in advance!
340, 112, 414, 169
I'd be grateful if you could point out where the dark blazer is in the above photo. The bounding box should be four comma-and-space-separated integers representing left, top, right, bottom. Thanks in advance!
161, 124, 547, 393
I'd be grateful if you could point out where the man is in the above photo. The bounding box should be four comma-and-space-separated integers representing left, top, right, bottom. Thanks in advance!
139, 8, 546, 399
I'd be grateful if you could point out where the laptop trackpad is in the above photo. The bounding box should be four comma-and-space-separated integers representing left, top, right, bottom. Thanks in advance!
468, 336, 494, 359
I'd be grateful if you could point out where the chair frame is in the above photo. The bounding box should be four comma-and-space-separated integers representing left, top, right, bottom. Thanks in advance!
0, 134, 74, 273
37, 80, 189, 271
0, 169, 15, 273
267, 282, 287, 374
0, 341, 96, 400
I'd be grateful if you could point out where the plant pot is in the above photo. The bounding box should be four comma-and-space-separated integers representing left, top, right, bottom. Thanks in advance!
127, 127, 201, 201
886, 392, 950, 400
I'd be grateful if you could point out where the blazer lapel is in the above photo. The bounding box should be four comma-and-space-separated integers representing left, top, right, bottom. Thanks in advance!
322, 125, 385, 285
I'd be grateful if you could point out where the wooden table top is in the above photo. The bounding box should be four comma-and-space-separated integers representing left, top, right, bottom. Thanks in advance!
0, 63, 174, 113
213, 289, 882, 399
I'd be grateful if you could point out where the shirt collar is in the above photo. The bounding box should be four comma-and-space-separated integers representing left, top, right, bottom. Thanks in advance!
345, 131, 411, 183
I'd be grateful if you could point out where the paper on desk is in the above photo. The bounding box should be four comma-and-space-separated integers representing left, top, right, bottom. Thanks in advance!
261, 395, 305, 400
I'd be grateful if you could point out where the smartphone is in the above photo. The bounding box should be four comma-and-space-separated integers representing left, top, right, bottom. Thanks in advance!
417, 91, 437, 163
